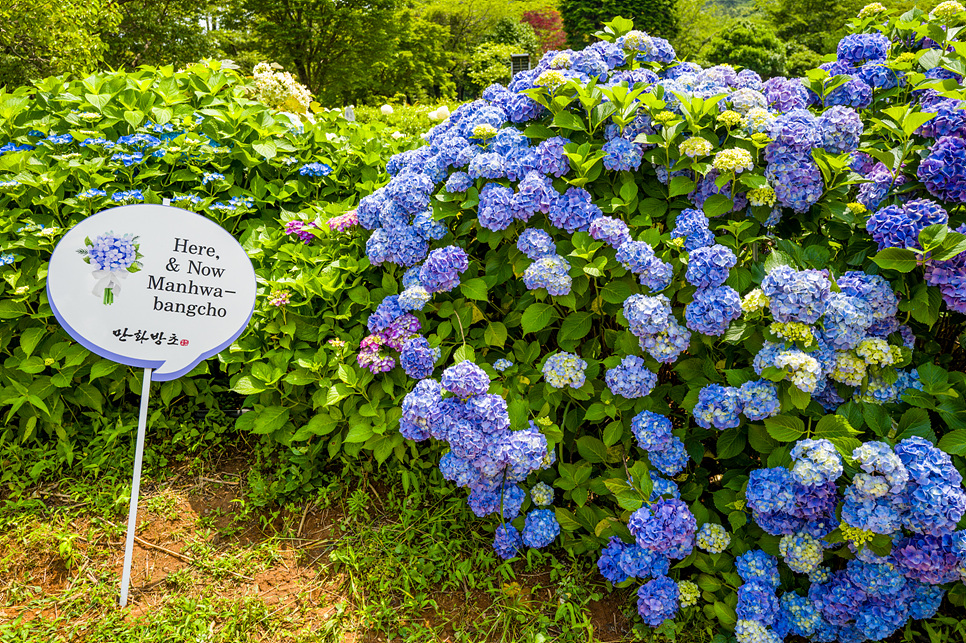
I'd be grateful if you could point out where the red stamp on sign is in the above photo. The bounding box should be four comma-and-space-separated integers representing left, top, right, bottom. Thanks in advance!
180, 339, 189, 346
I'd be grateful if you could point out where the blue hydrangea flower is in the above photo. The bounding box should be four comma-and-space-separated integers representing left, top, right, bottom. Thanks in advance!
517, 228, 556, 259
686, 244, 736, 289
694, 384, 741, 430
761, 265, 831, 324
478, 183, 514, 231
650, 436, 690, 477
493, 358, 513, 372
419, 245, 469, 293
631, 410, 672, 451
597, 537, 630, 583
589, 216, 631, 248
605, 355, 657, 398
763, 76, 810, 112
86, 234, 137, 271
445, 171, 472, 193
636, 576, 680, 627
671, 209, 715, 251
747, 467, 795, 515
548, 186, 600, 233
441, 361, 490, 399
736, 550, 780, 588
542, 352, 587, 388
533, 136, 571, 177
602, 137, 643, 171
615, 240, 657, 274
299, 162, 332, 177
780, 531, 824, 573
790, 439, 843, 486
521, 509, 560, 548
412, 210, 448, 240
818, 106, 863, 154
918, 136, 966, 203
738, 380, 780, 420
493, 524, 522, 559
399, 337, 440, 380
511, 171, 554, 220
737, 581, 780, 624
619, 545, 671, 579
523, 255, 572, 295
398, 286, 431, 312
685, 286, 742, 336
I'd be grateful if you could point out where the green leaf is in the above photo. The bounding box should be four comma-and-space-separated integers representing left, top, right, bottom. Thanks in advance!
897, 408, 932, 440
717, 427, 746, 459
453, 345, 475, 363
938, 430, 966, 455
521, 303, 556, 334
602, 420, 623, 446
73, 383, 103, 413
123, 110, 144, 129
0, 301, 27, 319
460, 278, 488, 301
90, 360, 122, 380
559, 312, 593, 342
253, 139, 278, 159
919, 224, 947, 252
252, 406, 289, 435
484, 322, 508, 347
815, 414, 858, 439
669, 176, 695, 197
789, 386, 811, 410
345, 423, 374, 443
713, 601, 737, 626
552, 111, 586, 132
703, 194, 733, 218
872, 247, 918, 272
233, 376, 265, 395
763, 415, 805, 442
575, 435, 608, 463
20, 327, 45, 357
862, 404, 892, 438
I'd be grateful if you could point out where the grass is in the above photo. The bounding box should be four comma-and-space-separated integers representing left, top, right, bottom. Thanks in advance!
0, 438, 720, 643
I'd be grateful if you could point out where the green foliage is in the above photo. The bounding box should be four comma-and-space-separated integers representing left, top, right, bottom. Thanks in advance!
560, 0, 680, 48
239, 0, 400, 104
467, 43, 522, 94
701, 20, 787, 78
0, 62, 415, 488
0, 0, 120, 87
100, 0, 214, 70
483, 16, 542, 61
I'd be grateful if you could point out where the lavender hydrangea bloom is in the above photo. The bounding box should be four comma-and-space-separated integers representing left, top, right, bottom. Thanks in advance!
548, 186, 600, 233
747, 468, 795, 514
761, 266, 830, 324
441, 361, 490, 399
589, 216, 631, 248
522, 509, 560, 548
763, 77, 810, 112
693, 384, 741, 430
818, 106, 863, 154
605, 355, 657, 398
866, 199, 948, 250
517, 228, 556, 259
685, 286, 742, 336
837, 33, 889, 65
650, 436, 691, 477
399, 337, 440, 380
918, 136, 966, 203
627, 498, 696, 557
637, 576, 680, 627
419, 245, 469, 293
686, 244, 736, 288
597, 537, 630, 583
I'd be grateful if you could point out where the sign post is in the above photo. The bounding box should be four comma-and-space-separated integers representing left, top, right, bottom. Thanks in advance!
46, 204, 257, 607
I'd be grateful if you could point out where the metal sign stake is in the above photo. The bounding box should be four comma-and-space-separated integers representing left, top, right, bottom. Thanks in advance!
119, 367, 152, 607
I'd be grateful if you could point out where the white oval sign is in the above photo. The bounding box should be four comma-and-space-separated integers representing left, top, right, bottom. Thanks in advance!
47, 204, 257, 381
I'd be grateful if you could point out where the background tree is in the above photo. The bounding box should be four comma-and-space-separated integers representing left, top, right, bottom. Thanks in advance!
369, 8, 457, 102
701, 19, 787, 78
101, 0, 214, 69
0, 0, 120, 87
671, 0, 728, 61
521, 7, 568, 53
559, 0, 679, 48
238, 0, 400, 104
482, 17, 541, 63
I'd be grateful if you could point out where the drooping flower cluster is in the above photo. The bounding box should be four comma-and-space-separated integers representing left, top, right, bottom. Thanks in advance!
400, 361, 557, 558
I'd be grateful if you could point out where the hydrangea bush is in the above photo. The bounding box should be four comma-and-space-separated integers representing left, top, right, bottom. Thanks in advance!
0, 61, 416, 485
355, 7, 966, 640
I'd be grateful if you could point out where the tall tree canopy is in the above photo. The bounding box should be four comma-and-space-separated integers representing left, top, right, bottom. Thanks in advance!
560, 0, 679, 48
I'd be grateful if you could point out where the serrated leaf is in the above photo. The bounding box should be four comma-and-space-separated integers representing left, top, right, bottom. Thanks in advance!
484, 322, 507, 347
763, 415, 805, 442
815, 414, 858, 439
576, 435, 608, 463
521, 303, 556, 334
559, 312, 593, 342
460, 278, 488, 301
938, 430, 966, 455
717, 427, 746, 459
252, 406, 289, 435
872, 247, 918, 272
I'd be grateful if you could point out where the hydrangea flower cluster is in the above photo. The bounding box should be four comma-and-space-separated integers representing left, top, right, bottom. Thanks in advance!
400, 361, 557, 558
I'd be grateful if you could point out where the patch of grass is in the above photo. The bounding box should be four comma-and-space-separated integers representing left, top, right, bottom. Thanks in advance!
0, 440, 720, 642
